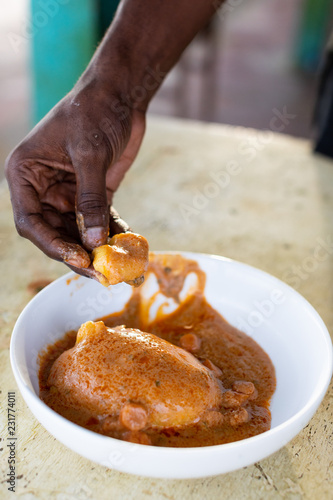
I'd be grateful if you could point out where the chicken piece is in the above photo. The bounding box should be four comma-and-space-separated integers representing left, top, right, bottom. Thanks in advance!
92, 232, 149, 287
48, 321, 223, 429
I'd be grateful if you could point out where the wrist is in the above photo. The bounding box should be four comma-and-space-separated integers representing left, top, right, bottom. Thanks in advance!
79, 24, 167, 114
78, 49, 150, 115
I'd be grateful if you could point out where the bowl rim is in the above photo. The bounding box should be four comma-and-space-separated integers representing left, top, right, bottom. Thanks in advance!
10, 251, 333, 455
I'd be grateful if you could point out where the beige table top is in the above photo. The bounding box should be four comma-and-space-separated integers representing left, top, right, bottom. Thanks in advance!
0, 116, 332, 499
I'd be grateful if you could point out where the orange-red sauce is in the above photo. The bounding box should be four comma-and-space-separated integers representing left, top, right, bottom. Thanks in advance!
39, 254, 276, 447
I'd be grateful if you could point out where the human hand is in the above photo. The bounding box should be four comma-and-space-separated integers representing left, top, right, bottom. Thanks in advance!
5, 0, 218, 283
5, 76, 146, 281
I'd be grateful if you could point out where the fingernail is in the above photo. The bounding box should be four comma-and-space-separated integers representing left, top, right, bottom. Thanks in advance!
84, 226, 108, 250
61, 243, 91, 268
65, 256, 90, 269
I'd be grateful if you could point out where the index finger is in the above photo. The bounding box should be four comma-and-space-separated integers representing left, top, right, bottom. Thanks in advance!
7, 170, 91, 269
109, 206, 131, 235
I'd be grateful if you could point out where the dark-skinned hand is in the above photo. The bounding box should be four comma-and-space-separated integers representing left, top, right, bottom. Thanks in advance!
5, 78, 145, 281
5, 0, 221, 282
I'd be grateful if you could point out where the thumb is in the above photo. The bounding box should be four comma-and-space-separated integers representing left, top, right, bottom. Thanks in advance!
75, 163, 109, 251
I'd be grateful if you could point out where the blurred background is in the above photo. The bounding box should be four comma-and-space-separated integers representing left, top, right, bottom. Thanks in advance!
0, 0, 332, 181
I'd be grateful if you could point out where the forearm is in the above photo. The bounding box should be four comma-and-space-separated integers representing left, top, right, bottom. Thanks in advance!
82, 0, 223, 110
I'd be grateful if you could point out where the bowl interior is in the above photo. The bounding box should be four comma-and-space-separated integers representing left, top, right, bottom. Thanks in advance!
12, 252, 332, 433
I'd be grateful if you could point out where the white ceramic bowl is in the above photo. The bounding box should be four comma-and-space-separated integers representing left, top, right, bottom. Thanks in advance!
10, 252, 332, 479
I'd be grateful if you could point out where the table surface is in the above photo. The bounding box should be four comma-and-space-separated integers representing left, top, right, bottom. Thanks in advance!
0, 116, 332, 499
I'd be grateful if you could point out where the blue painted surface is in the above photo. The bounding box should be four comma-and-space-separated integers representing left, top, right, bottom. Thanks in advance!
31, 0, 98, 123
295, 0, 332, 72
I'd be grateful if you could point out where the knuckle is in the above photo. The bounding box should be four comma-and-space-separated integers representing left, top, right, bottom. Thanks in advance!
4, 145, 31, 183
14, 214, 29, 238
4, 149, 22, 180
4, 154, 12, 179
77, 192, 107, 215
74, 131, 110, 165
